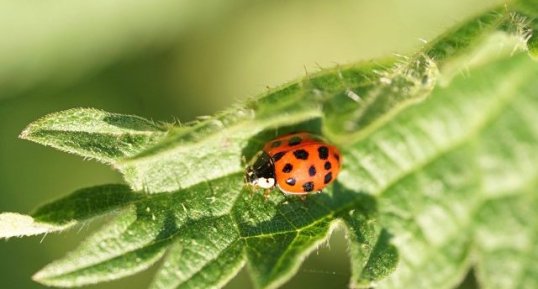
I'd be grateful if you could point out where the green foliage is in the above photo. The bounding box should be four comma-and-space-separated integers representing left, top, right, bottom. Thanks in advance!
20, 109, 166, 163
1, 1, 538, 289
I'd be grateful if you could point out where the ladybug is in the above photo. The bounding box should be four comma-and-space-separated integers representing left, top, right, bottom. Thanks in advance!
245, 132, 341, 195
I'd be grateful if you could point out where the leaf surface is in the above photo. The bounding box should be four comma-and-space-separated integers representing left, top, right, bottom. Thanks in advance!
3, 2, 538, 289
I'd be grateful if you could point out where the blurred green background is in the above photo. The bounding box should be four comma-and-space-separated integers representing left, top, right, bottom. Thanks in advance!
0, 0, 500, 288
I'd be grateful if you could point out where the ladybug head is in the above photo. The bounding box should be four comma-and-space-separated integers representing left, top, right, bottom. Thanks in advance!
245, 151, 276, 189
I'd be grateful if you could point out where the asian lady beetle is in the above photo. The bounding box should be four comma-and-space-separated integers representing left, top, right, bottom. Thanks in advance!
245, 132, 341, 195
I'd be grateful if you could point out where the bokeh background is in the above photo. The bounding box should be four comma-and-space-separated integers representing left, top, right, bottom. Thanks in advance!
0, 0, 500, 288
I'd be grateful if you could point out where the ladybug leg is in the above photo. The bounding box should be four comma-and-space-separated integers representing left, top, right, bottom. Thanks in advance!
298, 195, 307, 202
246, 185, 255, 197
244, 182, 260, 198
263, 188, 272, 200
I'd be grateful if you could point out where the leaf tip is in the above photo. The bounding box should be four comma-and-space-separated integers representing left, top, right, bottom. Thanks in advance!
31, 268, 64, 288
19, 125, 33, 140
31, 265, 63, 287
18, 111, 57, 142
31, 270, 47, 284
0, 212, 70, 239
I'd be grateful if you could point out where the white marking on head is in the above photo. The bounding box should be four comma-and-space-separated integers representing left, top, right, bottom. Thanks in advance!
254, 177, 275, 189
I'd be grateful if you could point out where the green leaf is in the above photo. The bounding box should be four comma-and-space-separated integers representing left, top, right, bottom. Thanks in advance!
33, 206, 171, 287
0, 185, 138, 239
0, 213, 68, 239
20, 108, 166, 163
355, 52, 538, 289
3, 2, 538, 289
32, 184, 140, 225
29, 175, 394, 289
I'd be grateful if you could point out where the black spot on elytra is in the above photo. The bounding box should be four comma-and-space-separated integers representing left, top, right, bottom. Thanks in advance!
288, 136, 302, 146
303, 181, 314, 192
324, 172, 333, 184
334, 153, 340, 161
293, 149, 309, 160
286, 178, 296, 186
271, 141, 282, 148
318, 146, 329, 160
282, 163, 293, 173
308, 165, 316, 176
273, 152, 286, 162
324, 161, 331, 170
